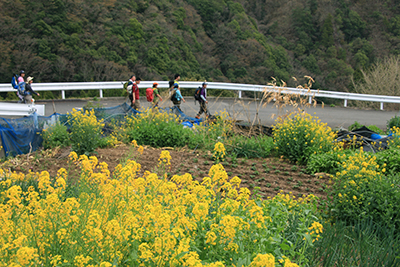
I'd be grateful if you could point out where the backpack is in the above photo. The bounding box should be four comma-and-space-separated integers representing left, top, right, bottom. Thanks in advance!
125, 81, 133, 94
12, 74, 26, 96
146, 88, 154, 102
168, 80, 174, 89
170, 91, 178, 102
11, 74, 19, 89
18, 82, 26, 96
194, 87, 202, 101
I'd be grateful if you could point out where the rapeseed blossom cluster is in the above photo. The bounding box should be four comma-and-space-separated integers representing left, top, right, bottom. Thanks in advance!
329, 148, 400, 228
204, 110, 233, 140
0, 149, 323, 266
250, 253, 275, 266
389, 126, 400, 148
68, 108, 105, 155
159, 150, 172, 166
334, 148, 383, 208
274, 112, 335, 164
305, 221, 323, 242
213, 142, 226, 162
125, 108, 180, 130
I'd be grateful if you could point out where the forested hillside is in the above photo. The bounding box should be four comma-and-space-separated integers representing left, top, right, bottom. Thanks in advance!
1, 0, 399, 95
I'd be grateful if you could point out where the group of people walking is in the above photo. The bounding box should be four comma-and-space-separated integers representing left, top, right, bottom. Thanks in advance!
126, 73, 210, 119
13, 70, 209, 118
15, 70, 40, 104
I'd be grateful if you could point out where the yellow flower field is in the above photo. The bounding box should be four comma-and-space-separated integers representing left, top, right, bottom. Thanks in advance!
0, 147, 322, 267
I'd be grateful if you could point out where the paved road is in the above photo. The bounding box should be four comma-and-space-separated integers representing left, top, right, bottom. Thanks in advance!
36, 97, 399, 131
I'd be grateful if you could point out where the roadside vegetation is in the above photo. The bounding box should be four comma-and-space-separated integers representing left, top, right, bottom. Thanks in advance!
1, 93, 400, 266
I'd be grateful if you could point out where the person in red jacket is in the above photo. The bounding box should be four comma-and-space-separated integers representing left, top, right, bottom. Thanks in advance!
131, 77, 141, 110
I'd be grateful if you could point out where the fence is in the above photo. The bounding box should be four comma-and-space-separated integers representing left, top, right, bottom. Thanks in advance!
1, 81, 400, 110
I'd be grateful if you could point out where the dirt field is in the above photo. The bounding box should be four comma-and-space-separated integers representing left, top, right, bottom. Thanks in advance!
0, 144, 331, 200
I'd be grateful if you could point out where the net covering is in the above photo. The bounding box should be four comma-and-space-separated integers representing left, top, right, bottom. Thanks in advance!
0, 103, 201, 157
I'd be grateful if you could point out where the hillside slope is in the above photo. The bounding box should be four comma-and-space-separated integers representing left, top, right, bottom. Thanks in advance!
0, 0, 399, 98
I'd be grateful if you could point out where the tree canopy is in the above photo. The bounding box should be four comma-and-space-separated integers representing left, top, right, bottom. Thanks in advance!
1, 0, 400, 95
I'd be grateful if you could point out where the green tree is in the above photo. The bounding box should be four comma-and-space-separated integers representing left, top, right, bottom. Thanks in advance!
302, 54, 320, 74
341, 10, 367, 42
321, 14, 334, 48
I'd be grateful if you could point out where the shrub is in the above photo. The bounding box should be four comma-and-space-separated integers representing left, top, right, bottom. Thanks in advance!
42, 122, 70, 149
366, 124, 384, 134
348, 121, 363, 131
225, 134, 274, 158
68, 108, 105, 155
273, 113, 336, 164
197, 111, 234, 149
327, 149, 400, 231
387, 115, 400, 131
348, 122, 384, 134
122, 110, 199, 148
98, 135, 119, 148
307, 148, 356, 175
110, 109, 234, 151
374, 147, 400, 175
388, 126, 400, 148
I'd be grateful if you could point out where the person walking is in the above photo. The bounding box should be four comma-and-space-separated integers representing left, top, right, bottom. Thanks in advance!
18, 70, 25, 83
195, 82, 209, 119
152, 82, 163, 108
174, 74, 180, 87
127, 74, 135, 104
24, 76, 40, 104
17, 70, 26, 103
171, 84, 185, 113
131, 77, 141, 110
169, 74, 180, 97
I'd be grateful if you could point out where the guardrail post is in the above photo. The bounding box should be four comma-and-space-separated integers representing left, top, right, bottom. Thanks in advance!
239, 91, 242, 98
309, 96, 312, 104
62, 90, 65, 99
344, 99, 347, 107
100, 89, 103, 98
380, 102, 384, 110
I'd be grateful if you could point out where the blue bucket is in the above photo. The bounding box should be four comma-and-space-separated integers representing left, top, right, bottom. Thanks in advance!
370, 133, 381, 140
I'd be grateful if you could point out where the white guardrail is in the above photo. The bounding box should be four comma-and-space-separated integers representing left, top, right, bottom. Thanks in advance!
0, 102, 45, 116
1, 81, 400, 111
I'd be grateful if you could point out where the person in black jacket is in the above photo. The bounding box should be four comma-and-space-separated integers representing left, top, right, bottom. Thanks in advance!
195, 82, 209, 119
24, 76, 40, 104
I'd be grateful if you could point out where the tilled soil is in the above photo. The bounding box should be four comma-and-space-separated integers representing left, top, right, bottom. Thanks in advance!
0, 144, 331, 200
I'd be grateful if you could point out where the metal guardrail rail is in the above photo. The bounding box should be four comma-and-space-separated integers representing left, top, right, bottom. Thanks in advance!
1, 81, 400, 110
0, 102, 45, 116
